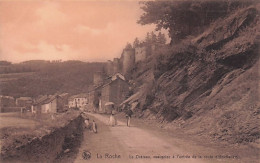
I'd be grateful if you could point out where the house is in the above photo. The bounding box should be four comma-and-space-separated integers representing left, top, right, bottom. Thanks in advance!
41, 95, 65, 113
90, 73, 129, 113
31, 95, 48, 114
16, 97, 33, 108
59, 93, 69, 107
68, 93, 88, 110
0, 95, 15, 107
31, 93, 68, 114
0, 95, 16, 112
66, 73, 128, 113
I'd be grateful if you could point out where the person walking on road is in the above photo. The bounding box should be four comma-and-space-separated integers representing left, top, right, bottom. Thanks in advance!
125, 109, 133, 127
92, 120, 98, 133
84, 117, 90, 130
108, 112, 117, 127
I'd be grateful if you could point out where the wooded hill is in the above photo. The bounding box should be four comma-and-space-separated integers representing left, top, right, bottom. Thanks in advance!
0, 60, 106, 98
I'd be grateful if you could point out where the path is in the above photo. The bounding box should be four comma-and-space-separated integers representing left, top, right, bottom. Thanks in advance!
74, 113, 220, 163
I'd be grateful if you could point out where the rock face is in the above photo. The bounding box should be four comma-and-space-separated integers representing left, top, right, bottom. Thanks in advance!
129, 5, 260, 144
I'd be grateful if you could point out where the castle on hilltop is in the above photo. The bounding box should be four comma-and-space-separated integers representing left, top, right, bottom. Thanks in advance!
106, 44, 155, 76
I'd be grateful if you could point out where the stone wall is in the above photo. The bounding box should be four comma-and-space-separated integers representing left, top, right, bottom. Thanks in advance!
0, 115, 84, 163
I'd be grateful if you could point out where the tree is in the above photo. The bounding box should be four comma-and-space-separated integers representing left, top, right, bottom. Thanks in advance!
150, 31, 157, 44
157, 32, 166, 45
133, 38, 140, 48
138, 1, 253, 44
145, 32, 151, 45
125, 42, 133, 50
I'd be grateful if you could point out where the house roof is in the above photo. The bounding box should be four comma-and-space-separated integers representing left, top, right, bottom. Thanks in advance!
33, 93, 67, 105
42, 95, 59, 104
105, 102, 114, 106
92, 73, 127, 91
69, 93, 89, 101
103, 72, 125, 81
17, 97, 32, 101
120, 92, 142, 106
0, 95, 14, 100
73, 73, 128, 96
33, 95, 49, 105
111, 73, 125, 81
59, 93, 69, 97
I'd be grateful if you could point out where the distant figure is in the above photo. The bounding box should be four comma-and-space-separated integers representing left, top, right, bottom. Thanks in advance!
108, 113, 117, 127
92, 120, 97, 133
51, 114, 55, 120
125, 109, 133, 127
85, 117, 90, 129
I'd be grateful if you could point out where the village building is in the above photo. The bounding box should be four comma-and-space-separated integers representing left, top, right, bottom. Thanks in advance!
57, 73, 128, 114
31, 93, 68, 114
16, 97, 33, 108
90, 73, 129, 113
40, 95, 64, 113
59, 93, 69, 107
0, 95, 17, 112
0, 95, 15, 108
68, 93, 88, 110
31, 95, 48, 114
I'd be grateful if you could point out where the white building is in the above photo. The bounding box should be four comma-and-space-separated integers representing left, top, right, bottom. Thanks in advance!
68, 94, 88, 110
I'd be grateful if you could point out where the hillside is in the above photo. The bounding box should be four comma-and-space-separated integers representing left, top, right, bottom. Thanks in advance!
0, 61, 106, 97
126, 4, 259, 144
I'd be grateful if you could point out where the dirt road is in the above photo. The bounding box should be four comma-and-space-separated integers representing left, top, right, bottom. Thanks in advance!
73, 113, 241, 163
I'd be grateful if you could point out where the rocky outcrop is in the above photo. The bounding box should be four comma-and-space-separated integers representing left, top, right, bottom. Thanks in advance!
128, 5, 259, 144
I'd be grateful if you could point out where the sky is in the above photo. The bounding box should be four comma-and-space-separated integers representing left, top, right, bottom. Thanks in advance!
0, 0, 168, 63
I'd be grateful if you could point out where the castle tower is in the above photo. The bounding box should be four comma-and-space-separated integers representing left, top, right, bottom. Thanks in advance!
121, 49, 135, 74
113, 58, 120, 74
93, 72, 104, 86
106, 60, 113, 76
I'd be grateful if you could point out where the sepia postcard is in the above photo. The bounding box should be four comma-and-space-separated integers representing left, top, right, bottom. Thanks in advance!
0, 0, 259, 163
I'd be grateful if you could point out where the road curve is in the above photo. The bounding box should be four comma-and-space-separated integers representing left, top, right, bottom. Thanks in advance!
74, 113, 212, 163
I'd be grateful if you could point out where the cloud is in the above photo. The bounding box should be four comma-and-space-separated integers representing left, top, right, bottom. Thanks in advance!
36, 2, 68, 26
0, 1, 163, 63
74, 24, 102, 35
